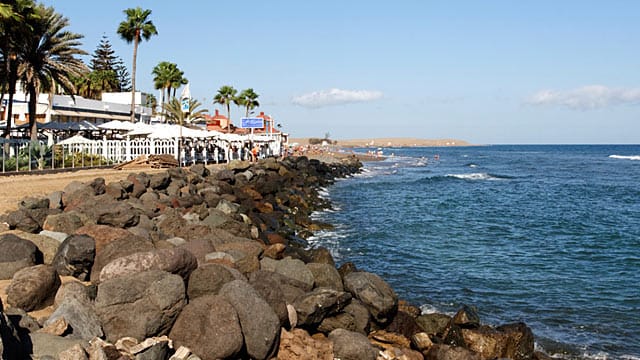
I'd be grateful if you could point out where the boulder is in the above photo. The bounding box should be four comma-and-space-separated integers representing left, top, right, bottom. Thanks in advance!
28, 333, 87, 360
416, 313, 451, 336
186, 263, 243, 299
0, 309, 25, 359
52, 234, 95, 281
385, 309, 424, 339
277, 328, 333, 360
6, 265, 60, 311
461, 322, 534, 360
149, 171, 171, 190
57, 343, 88, 360
54, 281, 92, 306
98, 247, 197, 282
318, 299, 370, 335
19, 197, 50, 210
95, 270, 186, 342
248, 270, 309, 304
178, 237, 214, 263
307, 263, 343, 291
344, 271, 398, 325
90, 236, 155, 283
42, 212, 84, 234
44, 297, 103, 340
293, 288, 352, 327
453, 305, 480, 328
221, 280, 280, 360
92, 200, 140, 228
5, 209, 42, 233
3, 230, 60, 265
74, 224, 143, 253
0, 233, 39, 279
269, 257, 315, 291
169, 295, 243, 360
216, 198, 240, 214
248, 271, 289, 326
328, 328, 377, 360
423, 344, 481, 360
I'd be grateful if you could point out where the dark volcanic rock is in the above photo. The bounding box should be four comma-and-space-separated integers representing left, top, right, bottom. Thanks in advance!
95, 270, 186, 342
90, 236, 155, 283
417, 313, 452, 336
293, 288, 352, 327
329, 328, 377, 360
186, 263, 243, 299
221, 280, 280, 360
169, 295, 243, 360
453, 305, 480, 328
424, 344, 482, 360
98, 247, 197, 282
6, 265, 60, 311
307, 262, 343, 291
52, 234, 95, 281
344, 271, 398, 325
44, 297, 103, 340
0, 234, 39, 280
42, 212, 84, 234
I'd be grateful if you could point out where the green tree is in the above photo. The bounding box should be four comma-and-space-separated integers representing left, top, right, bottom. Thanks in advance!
152, 61, 188, 122
0, 0, 37, 141
237, 88, 260, 118
163, 97, 208, 125
18, 4, 88, 141
213, 85, 238, 133
117, 7, 157, 122
144, 92, 157, 115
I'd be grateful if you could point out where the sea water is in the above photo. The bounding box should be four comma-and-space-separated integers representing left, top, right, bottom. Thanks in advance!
309, 145, 640, 359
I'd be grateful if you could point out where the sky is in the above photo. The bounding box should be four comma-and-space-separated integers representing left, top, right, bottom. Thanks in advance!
40, 0, 640, 144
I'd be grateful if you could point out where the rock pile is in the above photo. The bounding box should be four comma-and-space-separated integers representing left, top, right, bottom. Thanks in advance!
0, 155, 545, 359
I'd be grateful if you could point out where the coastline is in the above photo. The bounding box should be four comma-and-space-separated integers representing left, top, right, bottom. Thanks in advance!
0, 157, 544, 359
290, 137, 473, 148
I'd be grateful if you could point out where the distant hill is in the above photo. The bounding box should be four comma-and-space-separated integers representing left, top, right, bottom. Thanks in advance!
289, 137, 472, 147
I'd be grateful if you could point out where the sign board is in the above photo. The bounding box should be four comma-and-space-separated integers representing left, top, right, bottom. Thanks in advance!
241, 117, 264, 129
180, 98, 189, 113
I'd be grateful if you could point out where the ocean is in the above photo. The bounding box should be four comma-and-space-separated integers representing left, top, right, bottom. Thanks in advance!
308, 145, 640, 360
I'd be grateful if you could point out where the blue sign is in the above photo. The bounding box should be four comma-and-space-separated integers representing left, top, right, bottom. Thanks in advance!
241, 117, 264, 129
180, 98, 190, 113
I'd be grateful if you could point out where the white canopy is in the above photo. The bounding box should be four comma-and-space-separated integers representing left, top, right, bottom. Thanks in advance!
57, 134, 97, 145
98, 120, 136, 131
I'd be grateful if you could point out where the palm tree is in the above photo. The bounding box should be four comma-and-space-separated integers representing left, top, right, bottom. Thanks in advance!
152, 61, 187, 122
1, 0, 37, 142
213, 85, 238, 133
117, 7, 157, 122
163, 97, 208, 125
18, 4, 88, 141
237, 88, 260, 117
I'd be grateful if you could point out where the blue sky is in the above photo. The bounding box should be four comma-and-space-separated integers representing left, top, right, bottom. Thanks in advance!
41, 0, 640, 144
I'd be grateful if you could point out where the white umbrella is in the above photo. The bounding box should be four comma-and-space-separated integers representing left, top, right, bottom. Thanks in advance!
98, 120, 136, 131
57, 134, 97, 145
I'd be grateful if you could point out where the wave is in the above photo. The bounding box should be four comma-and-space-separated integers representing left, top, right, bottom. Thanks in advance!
446, 172, 510, 181
609, 155, 640, 161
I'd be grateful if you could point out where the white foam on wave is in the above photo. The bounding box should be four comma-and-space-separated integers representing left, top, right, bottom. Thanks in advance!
447, 173, 502, 181
609, 155, 640, 161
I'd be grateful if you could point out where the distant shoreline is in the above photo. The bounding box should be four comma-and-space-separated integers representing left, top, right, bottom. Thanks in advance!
289, 137, 472, 148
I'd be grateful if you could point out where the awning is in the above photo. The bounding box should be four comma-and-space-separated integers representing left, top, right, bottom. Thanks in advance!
53, 109, 130, 121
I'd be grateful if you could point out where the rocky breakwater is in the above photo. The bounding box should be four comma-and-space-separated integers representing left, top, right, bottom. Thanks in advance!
0, 155, 546, 360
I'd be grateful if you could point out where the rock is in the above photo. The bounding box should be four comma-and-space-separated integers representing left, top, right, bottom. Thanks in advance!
270, 257, 315, 291
0, 309, 25, 358
338, 261, 357, 278
368, 330, 411, 350
39, 230, 68, 242
20, 197, 50, 210
293, 288, 352, 327
5, 209, 41, 233
318, 299, 370, 335
6, 265, 60, 311
0, 233, 39, 279
307, 263, 343, 291
48, 191, 63, 209
62, 181, 96, 210
74, 224, 144, 253
54, 281, 92, 306
58, 343, 88, 360
263, 243, 286, 259
423, 344, 481, 360
90, 236, 155, 283
38, 317, 69, 336
277, 328, 333, 360
343, 271, 398, 325
3, 307, 41, 334
4, 230, 61, 265
461, 322, 534, 360
178, 238, 214, 263
169, 295, 243, 360
248, 270, 309, 304
452, 305, 480, 328
149, 171, 171, 190
329, 328, 377, 360
99, 247, 197, 282
95, 270, 186, 342
52, 234, 95, 281
45, 297, 103, 340
386, 309, 424, 339
220, 280, 280, 360
42, 212, 84, 234
187, 263, 243, 299
28, 333, 87, 360
93, 200, 140, 228
412, 332, 434, 352
216, 198, 240, 214
416, 313, 451, 336
309, 247, 335, 266
248, 271, 289, 326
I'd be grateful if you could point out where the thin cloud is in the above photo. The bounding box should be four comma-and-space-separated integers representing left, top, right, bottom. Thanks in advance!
527, 85, 640, 110
292, 88, 383, 108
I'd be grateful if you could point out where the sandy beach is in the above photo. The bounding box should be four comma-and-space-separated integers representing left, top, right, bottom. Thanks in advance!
290, 137, 472, 147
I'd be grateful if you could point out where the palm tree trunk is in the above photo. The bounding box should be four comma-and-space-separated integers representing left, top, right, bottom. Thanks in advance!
3, 57, 16, 148
226, 103, 231, 133
28, 84, 38, 141
130, 33, 139, 123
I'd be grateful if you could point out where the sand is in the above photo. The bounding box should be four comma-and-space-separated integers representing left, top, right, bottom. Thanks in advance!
289, 137, 472, 147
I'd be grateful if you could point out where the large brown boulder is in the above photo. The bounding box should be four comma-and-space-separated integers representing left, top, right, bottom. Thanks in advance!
424, 344, 481, 360
90, 236, 155, 283
94, 270, 186, 342
186, 263, 243, 299
98, 247, 197, 282
51, 234, 95, 281
329, 328, 377, 360
169, 295, 243, 360
293, 288, 352, 327
461, 323, 535, 360
220, 280, 281, 360
6, 265, 60, 311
